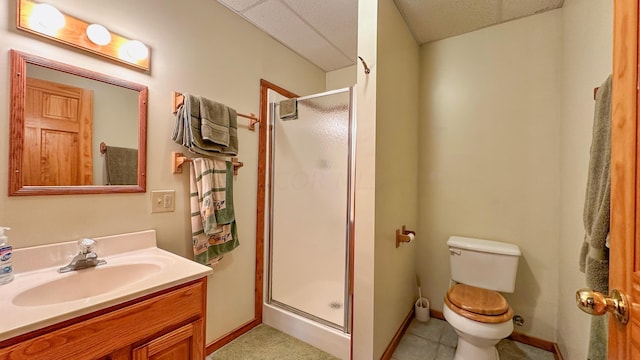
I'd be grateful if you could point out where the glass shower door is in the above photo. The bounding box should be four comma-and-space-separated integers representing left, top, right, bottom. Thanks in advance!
268, 88, 353, 331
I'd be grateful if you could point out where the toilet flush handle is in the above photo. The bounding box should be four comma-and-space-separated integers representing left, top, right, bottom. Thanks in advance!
576, 288, 629, 325
449, 249, 461, 256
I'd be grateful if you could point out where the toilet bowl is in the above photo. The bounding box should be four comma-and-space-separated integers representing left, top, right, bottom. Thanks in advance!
443, 284, 514, 360
443, 236, 521, 360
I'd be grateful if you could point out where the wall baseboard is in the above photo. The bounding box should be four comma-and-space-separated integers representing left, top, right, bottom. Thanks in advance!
552, 343, 564, 360
380, 307, 415, 360
429, 310, 564, 359
205, 318, 260, 355
206, 308, 565, 360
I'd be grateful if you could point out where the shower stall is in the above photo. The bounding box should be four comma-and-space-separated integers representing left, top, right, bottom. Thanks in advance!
263, 87, 354, 359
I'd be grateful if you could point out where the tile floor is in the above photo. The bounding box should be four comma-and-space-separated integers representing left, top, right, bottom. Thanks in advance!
393, 318, 555, 360
205, 317, 556, 360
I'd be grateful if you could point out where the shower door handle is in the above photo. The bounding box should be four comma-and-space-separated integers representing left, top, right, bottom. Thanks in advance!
576, 288, 629, 325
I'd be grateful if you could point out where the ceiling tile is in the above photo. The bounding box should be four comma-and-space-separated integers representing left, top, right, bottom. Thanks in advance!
244, 0, 353, 71
283, 0, 357, 62
217, 0, 565, 72
394, 0, 500, 43
501, 0, 564, 21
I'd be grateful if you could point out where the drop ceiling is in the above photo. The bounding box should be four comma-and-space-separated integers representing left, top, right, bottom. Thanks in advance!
216, 0, 564, 72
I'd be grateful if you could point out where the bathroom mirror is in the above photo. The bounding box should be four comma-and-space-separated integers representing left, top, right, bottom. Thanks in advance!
8, 50, 148, 195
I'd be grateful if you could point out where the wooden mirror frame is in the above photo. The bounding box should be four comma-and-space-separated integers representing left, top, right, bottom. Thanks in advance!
8, 49, 148, 195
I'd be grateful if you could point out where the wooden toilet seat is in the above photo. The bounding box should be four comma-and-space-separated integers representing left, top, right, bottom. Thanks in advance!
444, 284, 514, 324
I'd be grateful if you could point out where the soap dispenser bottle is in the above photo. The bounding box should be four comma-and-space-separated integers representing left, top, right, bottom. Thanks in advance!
0, 227, 13, 285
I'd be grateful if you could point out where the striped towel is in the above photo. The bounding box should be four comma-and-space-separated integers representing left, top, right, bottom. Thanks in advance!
190, 158, 239, 266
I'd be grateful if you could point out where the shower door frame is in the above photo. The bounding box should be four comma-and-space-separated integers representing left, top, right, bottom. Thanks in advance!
265, 86, 355, 333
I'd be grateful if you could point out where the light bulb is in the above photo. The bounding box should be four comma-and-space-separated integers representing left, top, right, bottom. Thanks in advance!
28, 3, 65, 36
86, 24, 111, 46
119, 40, 149, 63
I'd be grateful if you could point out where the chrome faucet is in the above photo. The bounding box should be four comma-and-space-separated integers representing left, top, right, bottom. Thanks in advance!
58, 238, 106, 273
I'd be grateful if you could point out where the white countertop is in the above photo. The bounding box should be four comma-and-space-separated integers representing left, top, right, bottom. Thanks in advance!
0, 230, 212, 342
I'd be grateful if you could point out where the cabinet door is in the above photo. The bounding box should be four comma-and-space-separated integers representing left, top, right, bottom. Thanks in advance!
132, 320, 204, 360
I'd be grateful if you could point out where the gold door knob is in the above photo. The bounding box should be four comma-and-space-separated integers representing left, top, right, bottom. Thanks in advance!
576, 288, 629, 325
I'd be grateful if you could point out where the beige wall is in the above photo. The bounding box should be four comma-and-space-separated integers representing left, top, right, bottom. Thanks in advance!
0, 0, 325, 345
418, 10, 563, 341
353, 0, 378, 357
558, 0, 612, 358
373, 0, 419, 358
353, 0, 420, 357
326, 65, 357, 90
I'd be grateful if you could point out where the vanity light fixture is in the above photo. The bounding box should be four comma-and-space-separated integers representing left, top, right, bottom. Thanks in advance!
86, 24, 112, 46
17, 0, 151, 71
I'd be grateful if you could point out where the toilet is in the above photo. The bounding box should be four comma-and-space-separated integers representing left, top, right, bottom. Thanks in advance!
443, 236, 521, 360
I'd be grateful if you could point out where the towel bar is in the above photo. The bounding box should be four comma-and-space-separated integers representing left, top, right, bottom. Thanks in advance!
172, 91, 260, 131
171, 151, 243, 175
396, 225, 415, 248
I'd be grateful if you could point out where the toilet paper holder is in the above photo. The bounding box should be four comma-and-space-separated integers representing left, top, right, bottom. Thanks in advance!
396, 225, 416, 248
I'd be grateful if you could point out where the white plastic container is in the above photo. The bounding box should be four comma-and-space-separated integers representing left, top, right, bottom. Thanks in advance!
0, 227, 13, 285
415, 297, 430, 322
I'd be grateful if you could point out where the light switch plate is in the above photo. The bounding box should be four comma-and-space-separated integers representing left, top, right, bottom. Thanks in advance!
151, 190, 175, 213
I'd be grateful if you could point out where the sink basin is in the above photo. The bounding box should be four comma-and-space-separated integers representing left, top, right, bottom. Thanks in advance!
12, 263, 162, 307
1, 230, 212, 342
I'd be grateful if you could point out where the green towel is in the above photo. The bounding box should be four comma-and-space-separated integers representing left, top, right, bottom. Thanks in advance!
588, 315, 607, 360
579, 74, 611, 293
104, 146, 138, 185
579, 75, 611, 360
171, 93, 238, 156
200, 98, 230, 147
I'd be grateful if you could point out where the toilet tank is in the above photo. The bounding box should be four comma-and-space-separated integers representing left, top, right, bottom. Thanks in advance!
448, 236, 521, 293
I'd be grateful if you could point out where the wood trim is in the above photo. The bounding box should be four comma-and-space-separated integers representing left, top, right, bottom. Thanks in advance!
380, 306, 415, 360
508, 332, 555, 352
17, 0, 150, 71
255, 79, 298, 324
9, 49, 26, 196
193, 318, 206, 360
552, 343, 564, 360
200, 274, 208, 356
8, 49, 148, 195
205, 318, 260, 354
137, 87, 148, 192
430, 309, 445, 320
145, 322, 195, 355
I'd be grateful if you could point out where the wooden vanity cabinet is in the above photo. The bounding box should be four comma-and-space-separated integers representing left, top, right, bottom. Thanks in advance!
0, 278, 207, 360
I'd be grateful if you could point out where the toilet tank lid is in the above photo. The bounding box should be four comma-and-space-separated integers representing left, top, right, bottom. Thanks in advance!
447, 236, 521, 256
